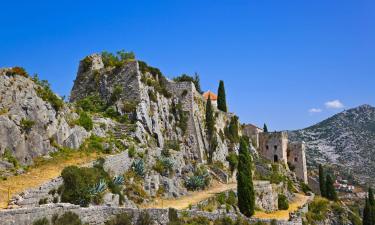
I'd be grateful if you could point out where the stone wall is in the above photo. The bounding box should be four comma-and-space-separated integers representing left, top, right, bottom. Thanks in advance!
242, 124, 263, 148
287, 142, 308, 184
259, 132, 289, 164
0, 203, 304, 225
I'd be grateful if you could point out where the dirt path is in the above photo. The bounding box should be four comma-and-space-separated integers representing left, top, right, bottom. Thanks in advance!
0, 152, 100, 209
253, 193, 310, 220
141, 181, 237, 210
142, 183, 310, 221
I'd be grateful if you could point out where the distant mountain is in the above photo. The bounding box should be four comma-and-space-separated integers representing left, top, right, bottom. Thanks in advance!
289, 104, 375, 186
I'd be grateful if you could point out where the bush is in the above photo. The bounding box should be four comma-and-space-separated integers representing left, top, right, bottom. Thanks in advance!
136, 212, 152, 225
128, 145, 136, 158
33, 218, 50, 225
123, 101, 138, 113
185, 166, 211, 191
105, 213, 133, 225
76, 95, 105, 112
33, 76, 64, 111
20, 118, 35, 133
2, 148, 19, 168
5, 67, 28, 77
214, 217, 234, 225
164, 140, 180, 151
60, 165, 106, 206
102, 50, 135, 68
77, 112, 93, 131
53, 212, 83, 225
148, 90, 157, 102
109, 85, 123, 105
39, 198, 48, 205
226, 152, 238, 175
153, 157, 174, 176
278, 194, 289, 210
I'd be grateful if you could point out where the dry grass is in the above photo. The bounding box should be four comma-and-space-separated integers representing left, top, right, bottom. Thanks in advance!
0, 151, 101, 209
254, 193, 310, 220
141, 181, 237, 210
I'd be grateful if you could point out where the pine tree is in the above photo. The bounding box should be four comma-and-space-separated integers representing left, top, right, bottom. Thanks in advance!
206, 96, 216, 163
217, 80, 227, 112
325, 174, 338, 201
263, 124, 268, 133
363, 198, 374, 225
237, 137, 255, 217
319, 164, 326, 197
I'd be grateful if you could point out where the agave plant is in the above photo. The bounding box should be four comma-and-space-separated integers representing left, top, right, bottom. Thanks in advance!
113, 176, 125, 185
89, 179, 107, 196
132, 159, 145, 177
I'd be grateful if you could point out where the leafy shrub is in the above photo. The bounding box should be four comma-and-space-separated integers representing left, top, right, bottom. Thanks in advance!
216, 193, 226, 205
81, 135, 105, 153
60, 165, 105, 206
53, 212, 83, 225
102, 50, 135, 68
164, 140, 180, 151
226, 190, 237, 206
148, 90, 157, 102
109, 85, 123, 105
5, 67, 28, 77
136, 212, 152, 225
80, 56, 92, 73
38, 198, 48, 205
123, 101, 138, 113
132, 159, 145, 177
153, 157, 174, 176
77, 112, 93, 131
33, 218, 50, 225
278, 194, 289, 210
105, 213, 133, 225
214, 217, 234, 225
225, 116, 240, 143
128, 145, 136, 158
33, 75, 64, 111
76, 95, 105, 112
2, 148, 19, 168
226, 152, 238, 175
301, 182, 311, 194
20, 118, 35, 133
305, 197, 329, 222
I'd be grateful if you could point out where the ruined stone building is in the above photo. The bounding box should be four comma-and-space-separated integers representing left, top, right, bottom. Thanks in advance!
243, 125, 308, 184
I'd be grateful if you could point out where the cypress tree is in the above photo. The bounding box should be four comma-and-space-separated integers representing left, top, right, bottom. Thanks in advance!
263, 124, 268, 133
237, 137, 255, 217
325, 174, 338, 201
369, 188, 375, 207
363, 198, 373, 225
206, 96, 216, 163
319, 164, 326, 197
217, 80, 227, 112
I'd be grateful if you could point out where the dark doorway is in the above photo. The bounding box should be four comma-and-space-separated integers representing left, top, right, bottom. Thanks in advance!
274, 155, 278, 162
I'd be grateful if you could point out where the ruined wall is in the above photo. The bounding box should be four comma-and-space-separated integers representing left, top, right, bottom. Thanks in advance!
0, 203, 304, 225
242, 124, 263, 148
258, 132, 288, 164
287, 142, 308, 184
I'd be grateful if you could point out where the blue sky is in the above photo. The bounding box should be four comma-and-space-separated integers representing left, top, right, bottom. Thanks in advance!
1, 0, 374, 130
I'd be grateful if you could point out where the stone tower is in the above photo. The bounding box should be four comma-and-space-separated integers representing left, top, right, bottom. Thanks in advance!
258, 131, 308, 184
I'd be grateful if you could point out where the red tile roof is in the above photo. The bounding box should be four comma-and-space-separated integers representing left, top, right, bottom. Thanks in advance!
203, 91, 218, 101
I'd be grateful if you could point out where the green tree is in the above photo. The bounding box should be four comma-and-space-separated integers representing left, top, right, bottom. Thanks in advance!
206, 96, 217, 163
325, 174, 338, 201
217, 80, 227, 112
263, 124, 268, 133
319, 164, 326, 197
363, 198, 374, 225
369, 188, 375, 206
226, 116, 240, 143
237, 138, 255, 217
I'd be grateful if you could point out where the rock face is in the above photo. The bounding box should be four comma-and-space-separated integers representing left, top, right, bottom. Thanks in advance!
0, 70, 89, 167
289, 104, 375, 186
70, 54, 234, 164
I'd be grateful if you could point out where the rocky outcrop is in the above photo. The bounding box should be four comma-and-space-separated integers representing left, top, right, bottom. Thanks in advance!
0, 70, 89, 167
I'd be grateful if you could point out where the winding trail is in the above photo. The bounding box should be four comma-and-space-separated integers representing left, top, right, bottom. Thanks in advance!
0, 152, 100, 209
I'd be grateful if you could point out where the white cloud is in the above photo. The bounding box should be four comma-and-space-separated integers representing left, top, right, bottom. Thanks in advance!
309, 108, 322, 113
325, 100, 344, 109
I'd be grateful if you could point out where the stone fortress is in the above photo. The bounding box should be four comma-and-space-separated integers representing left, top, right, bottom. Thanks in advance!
243, 124, 308, 184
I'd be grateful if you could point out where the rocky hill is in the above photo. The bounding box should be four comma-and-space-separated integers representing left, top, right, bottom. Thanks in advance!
289, 104, 375, 186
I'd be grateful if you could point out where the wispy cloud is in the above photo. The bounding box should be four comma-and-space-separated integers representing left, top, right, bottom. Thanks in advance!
325, 100, 344, 109
309, 108, 323, 113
